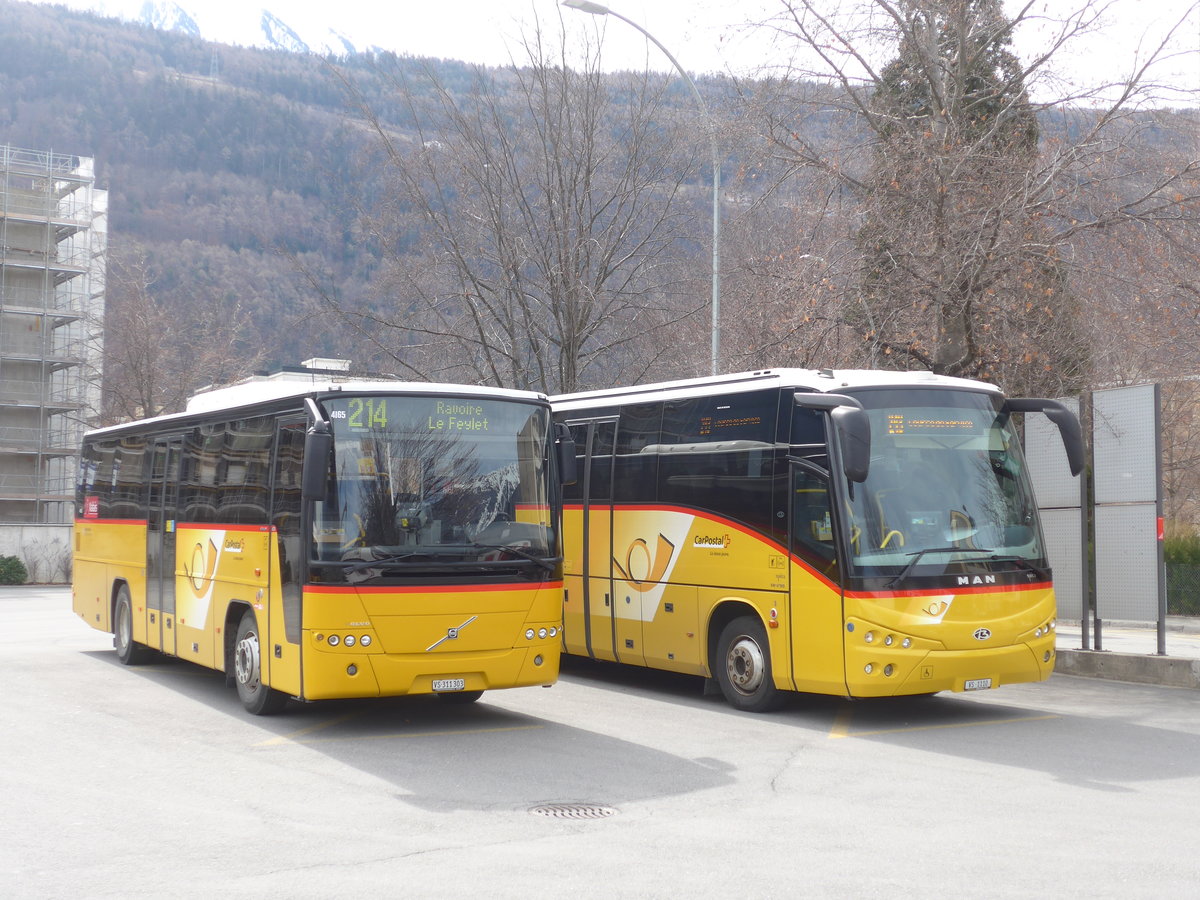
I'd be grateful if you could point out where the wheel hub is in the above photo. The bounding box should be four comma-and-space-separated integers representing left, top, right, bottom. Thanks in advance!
727, 636, 765, 694
235, 631, 261, 690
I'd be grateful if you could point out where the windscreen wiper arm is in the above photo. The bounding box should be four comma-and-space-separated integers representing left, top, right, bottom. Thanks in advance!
987, 554, 1051, 581
470, 542, 560, 572
887, 546, 995, 589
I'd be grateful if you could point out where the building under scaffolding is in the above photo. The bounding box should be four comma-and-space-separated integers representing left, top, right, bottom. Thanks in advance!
0, 145, 105, 543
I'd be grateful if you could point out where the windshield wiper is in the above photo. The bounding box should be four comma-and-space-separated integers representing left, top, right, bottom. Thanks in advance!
986, 554, 1050, 581
342, 551, 433, 574
887, 546, 994, 589
470, 542, 560, 573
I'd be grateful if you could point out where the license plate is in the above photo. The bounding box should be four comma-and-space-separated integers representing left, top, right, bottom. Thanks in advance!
964, 678, 993, 691
432, 678, 466, 692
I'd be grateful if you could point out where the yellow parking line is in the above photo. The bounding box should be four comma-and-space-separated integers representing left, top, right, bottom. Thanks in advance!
829, 708, 1058, 739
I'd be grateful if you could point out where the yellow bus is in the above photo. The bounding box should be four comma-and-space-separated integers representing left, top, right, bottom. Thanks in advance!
552, 369, 1082, 711
73, 378, 575, 714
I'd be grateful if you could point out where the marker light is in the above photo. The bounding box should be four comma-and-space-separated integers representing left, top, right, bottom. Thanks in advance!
864, 632, 875, 644
864, 663, 874, 674
884, 634, 894, 646
902, 638, 912, 649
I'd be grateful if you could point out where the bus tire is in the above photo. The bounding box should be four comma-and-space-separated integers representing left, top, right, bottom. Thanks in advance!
233, 611, 288, 716
113, 585, 149, 665
715, 616, 783, 712
437, 690, 483, 705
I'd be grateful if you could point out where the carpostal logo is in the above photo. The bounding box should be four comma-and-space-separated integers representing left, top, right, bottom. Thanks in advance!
223, 537, 246, 553
693, 533, 731, 550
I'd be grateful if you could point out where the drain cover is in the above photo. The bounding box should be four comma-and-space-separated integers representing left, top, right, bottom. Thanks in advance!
529, 802, 618, 820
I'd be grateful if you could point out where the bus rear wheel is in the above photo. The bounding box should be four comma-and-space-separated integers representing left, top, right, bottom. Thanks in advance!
233, 611, 288, 716
113, 585, 149, 665
715, 616, 782, 712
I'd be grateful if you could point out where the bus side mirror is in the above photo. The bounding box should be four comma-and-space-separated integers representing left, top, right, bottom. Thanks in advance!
832, 406, 871, 483
302, 428, 333, 500
555, 422, 578, 486
1005, 398, 1084, 477
794, 392, 871, 483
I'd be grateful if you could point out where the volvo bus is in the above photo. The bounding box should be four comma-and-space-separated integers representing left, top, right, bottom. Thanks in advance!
74, 378, 574, 714
552, 369, 1082, 711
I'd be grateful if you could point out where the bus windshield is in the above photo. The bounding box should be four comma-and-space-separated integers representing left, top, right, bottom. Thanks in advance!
843, 389, 1044, 581
313, 395, 556, 573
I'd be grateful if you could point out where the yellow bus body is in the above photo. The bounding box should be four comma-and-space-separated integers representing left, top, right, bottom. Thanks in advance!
74, 518, 561, 699
563, 504, 1053, 698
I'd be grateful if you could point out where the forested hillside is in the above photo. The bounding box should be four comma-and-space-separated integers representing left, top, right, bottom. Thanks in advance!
0, 0, 490, 381
2, 0, 1198, 429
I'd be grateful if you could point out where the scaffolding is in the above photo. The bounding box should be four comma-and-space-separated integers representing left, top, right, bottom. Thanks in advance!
0, 144, 106, 524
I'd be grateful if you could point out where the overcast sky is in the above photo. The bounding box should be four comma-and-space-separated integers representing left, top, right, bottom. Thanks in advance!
40, 0, 1200, 95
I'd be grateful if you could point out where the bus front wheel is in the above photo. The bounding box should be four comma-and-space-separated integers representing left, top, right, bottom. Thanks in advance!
233, 612, 288, 716
113, 585, 149, 665
715, 616, 782, 712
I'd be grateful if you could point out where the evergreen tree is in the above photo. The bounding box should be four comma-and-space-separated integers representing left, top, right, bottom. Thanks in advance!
853, 0, 1087, 394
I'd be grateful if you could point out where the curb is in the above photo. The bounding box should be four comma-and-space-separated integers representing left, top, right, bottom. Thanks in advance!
1056, 648, 1200, 690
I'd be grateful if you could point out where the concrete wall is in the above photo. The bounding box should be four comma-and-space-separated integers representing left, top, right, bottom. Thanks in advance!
0, 524, 71, 583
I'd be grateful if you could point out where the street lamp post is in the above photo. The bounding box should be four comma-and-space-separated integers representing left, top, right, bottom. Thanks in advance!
562, 0, 722, 376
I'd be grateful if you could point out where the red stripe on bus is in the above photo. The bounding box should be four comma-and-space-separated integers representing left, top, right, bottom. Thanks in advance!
305, 581, 563, 595
847, 581, 1052, 600
175, 523, 276, 533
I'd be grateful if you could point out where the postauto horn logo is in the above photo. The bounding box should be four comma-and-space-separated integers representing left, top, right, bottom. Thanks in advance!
613, 534, 676, 593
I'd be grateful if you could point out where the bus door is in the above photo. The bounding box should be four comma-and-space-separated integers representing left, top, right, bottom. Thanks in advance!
146, 437, 182, 656
565, 417, 620, 662
788, 461, 849, 694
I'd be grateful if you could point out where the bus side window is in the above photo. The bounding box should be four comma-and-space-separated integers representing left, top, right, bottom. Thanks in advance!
791, 467, 840, 582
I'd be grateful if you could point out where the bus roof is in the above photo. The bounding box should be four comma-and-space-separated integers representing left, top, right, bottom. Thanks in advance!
550, 368, 1002, 411
87, 379, 550, 438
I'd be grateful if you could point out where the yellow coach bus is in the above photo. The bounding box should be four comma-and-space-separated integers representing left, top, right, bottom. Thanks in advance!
551, 369, 1082, 711
73, 378, 575, 714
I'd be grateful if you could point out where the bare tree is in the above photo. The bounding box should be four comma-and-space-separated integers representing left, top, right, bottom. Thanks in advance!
103, 250, 267, 422
738, 0, 1200, 394
323, 16, 711, 394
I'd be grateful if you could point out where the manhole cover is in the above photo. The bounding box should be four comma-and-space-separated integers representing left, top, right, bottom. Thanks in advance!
529, 802, 618, 820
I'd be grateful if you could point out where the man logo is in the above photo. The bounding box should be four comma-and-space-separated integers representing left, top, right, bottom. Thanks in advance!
973, 628, 993, 641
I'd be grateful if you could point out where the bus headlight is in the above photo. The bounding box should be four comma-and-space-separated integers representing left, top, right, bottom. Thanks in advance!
525, 628, 535, 640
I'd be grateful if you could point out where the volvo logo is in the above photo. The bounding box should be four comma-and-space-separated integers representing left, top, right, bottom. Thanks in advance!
426, 615, 478, 651
973, 628, 993, 641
